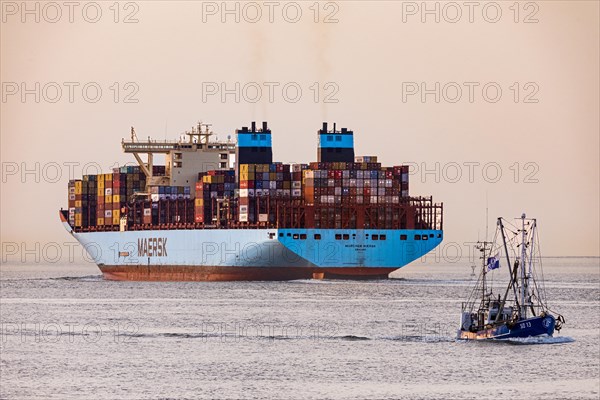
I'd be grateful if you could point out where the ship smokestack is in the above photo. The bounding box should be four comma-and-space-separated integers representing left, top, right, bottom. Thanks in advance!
317, 122, 354, 163
236, 121, 273, 167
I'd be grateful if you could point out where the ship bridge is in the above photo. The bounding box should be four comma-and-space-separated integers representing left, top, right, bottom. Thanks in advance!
122, 141, 234, 154
122, 123, 236, 191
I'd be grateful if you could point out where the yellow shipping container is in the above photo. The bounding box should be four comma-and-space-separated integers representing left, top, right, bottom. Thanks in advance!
240, 172, 256, 181
195, 198, 204, 207
105, 195, 112, 203
75, 200, 82, 208
113, 209, 120, 219
240, 164, 250, 173
97, 217, 104, 225
112, 215, 120, 225
98, 179, 105, 189
202, 176, 211, 183
74, 181, 82, 195
97, 187, 104, 196
105, 173, 112, 181
75, 215, 82, 226
113, 195, 120, 203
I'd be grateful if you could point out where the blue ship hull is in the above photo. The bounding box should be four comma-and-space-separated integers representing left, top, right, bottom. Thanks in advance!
60, 213, 443, 280
457, 315, 556, 340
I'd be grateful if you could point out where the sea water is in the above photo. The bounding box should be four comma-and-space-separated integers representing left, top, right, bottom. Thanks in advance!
1, 257, 598, 399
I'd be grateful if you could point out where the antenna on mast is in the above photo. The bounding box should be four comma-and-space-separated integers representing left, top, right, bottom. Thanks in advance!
485, 191, 489, 242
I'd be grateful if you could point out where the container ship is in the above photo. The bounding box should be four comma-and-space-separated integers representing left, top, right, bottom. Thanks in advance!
60, 121, 444, 281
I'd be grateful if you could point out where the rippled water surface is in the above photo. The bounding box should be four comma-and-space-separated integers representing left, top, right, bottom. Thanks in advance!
1, 258, 598, 399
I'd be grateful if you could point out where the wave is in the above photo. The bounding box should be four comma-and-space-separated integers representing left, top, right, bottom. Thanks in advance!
337, 335, 371, 341
49, 275, 103, 281
496, 335, 575, 345
111, 331, 374, 342
382, 334, 456, 343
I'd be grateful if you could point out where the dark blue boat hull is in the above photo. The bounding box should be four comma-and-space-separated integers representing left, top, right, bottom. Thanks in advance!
457, 315, 556, 340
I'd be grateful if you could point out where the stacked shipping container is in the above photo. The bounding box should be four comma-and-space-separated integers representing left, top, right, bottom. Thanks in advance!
68, 157, 422, 231
301, 160, 410, 229
194, 170, 236, 224
304, 160, 409, 206
68, 166, 146, 228
237, 163, 309, 223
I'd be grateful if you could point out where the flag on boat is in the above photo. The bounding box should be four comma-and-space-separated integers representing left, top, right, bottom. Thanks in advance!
487, 254, 500, 271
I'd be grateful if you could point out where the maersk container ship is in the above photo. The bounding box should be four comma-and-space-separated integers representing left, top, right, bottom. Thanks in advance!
60, 121, 443, 281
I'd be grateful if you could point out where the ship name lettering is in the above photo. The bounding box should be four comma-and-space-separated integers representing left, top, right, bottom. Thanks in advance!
138, 237, 168, 257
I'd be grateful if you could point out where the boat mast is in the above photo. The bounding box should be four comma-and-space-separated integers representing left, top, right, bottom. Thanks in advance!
480, 242, 487, 308
499, 218, 512, 279
528, 218, 537, 315
529, 219, 536, 278
520, 213, 528, 319
495, 217, 515, 322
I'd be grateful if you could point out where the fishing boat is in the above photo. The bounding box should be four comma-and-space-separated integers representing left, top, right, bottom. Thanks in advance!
457, 213, 565, 340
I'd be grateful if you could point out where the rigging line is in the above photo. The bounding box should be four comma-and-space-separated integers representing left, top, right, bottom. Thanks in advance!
535, 222, 548, 306
485, 191, 489, 242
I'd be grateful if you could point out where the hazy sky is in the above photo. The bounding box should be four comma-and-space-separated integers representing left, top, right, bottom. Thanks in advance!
1, 1, 599, 259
